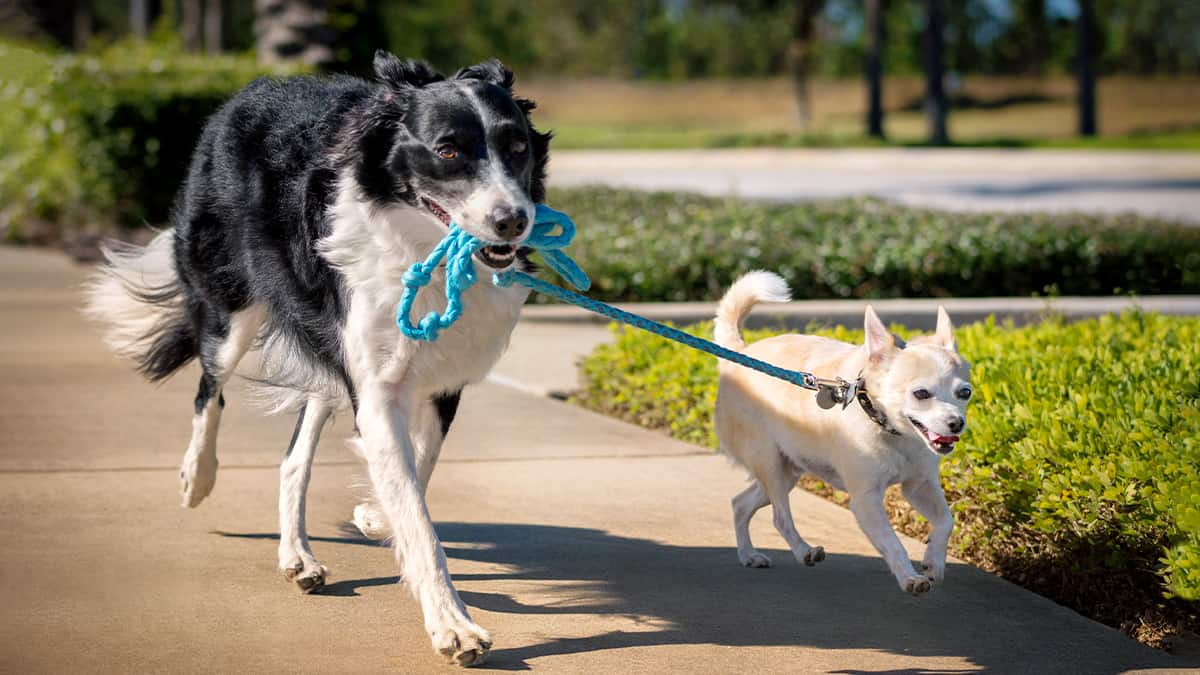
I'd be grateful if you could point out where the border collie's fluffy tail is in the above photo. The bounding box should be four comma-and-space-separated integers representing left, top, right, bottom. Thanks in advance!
84, 230, 196, 382
714, 271, 791, 351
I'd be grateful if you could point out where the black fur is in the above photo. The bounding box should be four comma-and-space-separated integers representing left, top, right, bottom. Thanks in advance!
432, 390, 463, 437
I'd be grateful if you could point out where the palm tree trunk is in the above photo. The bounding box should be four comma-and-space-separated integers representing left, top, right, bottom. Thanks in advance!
204, 0, 224, 54
922, 0, 948, 145
182, 0, 202, 51
130, 0, 149, 39
787, 1, 824, 130
1077, 0, 1097, 136
864, 0, 886, 138
254, 0, 333, 67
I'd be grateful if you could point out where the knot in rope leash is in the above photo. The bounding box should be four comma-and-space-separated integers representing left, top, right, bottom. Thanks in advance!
397, 205, 589, 341
397, 203, 857, 407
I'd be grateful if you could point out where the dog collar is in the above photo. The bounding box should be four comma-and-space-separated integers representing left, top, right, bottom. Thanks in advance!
854, 376, 902, 436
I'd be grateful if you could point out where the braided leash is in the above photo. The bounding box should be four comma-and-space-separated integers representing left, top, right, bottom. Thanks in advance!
397, 204, 858, 405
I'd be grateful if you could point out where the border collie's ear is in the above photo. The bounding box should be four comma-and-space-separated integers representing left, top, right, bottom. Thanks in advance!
454, 59, 515, 91
373, 51, 444, 89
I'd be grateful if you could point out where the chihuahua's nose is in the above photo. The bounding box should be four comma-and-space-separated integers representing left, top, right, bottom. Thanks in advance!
946, 415, 965, 434
491, 207, 528, 242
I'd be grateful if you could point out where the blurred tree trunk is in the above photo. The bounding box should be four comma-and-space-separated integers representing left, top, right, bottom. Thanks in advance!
73, 0, 92, 50
864, 0, 886, 139
182, 0, 202, 51
787, 0, 824, 130
1077, 0, 1097, 136
254, 0, 333, 67
203, 0, 224, 54
922, 0, 948, 145
1016, 0, 1049, 75
130, 0, 149, 38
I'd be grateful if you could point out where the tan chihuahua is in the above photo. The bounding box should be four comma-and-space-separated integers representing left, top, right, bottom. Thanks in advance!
713, 271, 972, 595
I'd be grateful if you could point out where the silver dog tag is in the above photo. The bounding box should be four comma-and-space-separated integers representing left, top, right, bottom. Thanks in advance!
815, 386, 838, 409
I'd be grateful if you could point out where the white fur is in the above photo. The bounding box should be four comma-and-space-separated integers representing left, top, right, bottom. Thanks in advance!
714, 270, 791, 350
83, 231, 182, 361
714, 272, 970, 595
179, 304, 267, 507
306, 173, 525, 665
278, 397, 333, 591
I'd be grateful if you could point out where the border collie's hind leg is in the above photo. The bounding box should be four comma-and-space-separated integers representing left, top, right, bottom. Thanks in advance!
179, 304, 265, 507
279, 397, 333, 592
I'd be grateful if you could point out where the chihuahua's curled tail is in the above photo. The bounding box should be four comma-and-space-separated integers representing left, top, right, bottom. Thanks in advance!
714, 270, 791, 351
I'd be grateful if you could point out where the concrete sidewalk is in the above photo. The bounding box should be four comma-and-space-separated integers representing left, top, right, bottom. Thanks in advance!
1, 246, 1194, 673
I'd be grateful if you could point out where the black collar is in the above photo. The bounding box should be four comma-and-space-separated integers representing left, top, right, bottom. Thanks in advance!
855, 378, 902, 436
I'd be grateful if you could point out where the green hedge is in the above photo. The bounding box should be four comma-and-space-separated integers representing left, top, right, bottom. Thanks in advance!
574, 312, 1200, 643
0, 39, 287, 240
543, 187, 1200, 301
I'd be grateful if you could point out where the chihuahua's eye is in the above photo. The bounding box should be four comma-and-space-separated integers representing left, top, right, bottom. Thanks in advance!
435, 144, 458, 160
912, 388, 933, 401
511, 140, 528, 155
956, 386, 973, 400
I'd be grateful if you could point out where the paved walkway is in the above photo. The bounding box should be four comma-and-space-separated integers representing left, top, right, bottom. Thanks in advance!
549, 148, 1200, 223
1, 245, 1194, 673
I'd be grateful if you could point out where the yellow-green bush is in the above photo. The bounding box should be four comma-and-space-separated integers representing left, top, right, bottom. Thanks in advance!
575, 312, 1200, 638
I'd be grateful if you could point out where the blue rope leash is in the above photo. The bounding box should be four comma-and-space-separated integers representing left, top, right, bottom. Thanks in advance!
398, 204, 848, 397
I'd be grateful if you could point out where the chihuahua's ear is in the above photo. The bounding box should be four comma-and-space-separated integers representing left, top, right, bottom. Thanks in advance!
864, 305, 895, 362
935, 305, 957, 351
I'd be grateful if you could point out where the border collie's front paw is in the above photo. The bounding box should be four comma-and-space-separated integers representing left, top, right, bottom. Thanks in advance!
430, 618, 492, 667
921, 558, 945, 582
281, 556, 327, 593
801, 546, 826, 566
902, 575, 932, 595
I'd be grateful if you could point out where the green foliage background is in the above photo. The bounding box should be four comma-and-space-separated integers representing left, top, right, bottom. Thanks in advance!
0, 37, 286, 240
545, 187, 1200, 301
574, 312, 1200, 636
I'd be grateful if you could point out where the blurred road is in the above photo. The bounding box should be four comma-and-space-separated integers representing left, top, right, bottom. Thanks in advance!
549, 148, 1200, 223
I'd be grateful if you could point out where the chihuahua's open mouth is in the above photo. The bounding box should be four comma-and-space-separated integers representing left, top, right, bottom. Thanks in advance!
908, 417, 959, 455
421, 196, 518, 270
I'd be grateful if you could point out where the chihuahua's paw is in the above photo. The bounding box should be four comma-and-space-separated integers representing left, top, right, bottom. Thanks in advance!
801, 546, 826, 567
921, 558, 945, 582
902, 575, 932, 596
739, 550, 772, 568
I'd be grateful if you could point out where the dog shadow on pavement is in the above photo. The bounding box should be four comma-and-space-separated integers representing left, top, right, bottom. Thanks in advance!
265, 521, 1176, 674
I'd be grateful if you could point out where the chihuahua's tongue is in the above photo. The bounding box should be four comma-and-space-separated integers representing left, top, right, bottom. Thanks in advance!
923, 429, 959, 445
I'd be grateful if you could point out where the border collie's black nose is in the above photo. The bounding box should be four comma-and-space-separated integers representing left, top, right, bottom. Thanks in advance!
491, 208, 528, 241
947, 416, 964, 434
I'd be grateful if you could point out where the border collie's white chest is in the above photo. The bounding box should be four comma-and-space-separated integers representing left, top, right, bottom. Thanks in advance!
322, 182, 529, 398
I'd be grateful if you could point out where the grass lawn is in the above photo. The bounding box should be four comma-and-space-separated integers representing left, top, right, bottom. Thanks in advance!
519, 75, 1200, 150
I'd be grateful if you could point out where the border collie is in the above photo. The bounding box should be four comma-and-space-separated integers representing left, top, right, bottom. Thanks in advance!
85, 51, 551, 667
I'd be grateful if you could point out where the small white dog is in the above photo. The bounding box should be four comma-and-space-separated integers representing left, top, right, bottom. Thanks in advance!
713, 271, 972, 595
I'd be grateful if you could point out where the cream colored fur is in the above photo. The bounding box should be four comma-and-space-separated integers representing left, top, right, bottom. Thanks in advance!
714, 272, 971, 595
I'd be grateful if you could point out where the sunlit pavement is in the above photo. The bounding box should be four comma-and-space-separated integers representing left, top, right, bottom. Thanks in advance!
1, 245, 1192, 673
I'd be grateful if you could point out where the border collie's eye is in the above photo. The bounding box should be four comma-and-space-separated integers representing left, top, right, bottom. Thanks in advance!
511, 140, 528, 155
912, 388, 933, 401
956, 386, 973, 400
435, 144, 458, 160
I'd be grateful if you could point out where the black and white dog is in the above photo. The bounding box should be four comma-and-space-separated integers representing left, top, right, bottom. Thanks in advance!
85, 51, 551, 667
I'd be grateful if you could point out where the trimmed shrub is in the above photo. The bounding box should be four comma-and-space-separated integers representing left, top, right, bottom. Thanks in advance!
574, 312, 1200, 643
543, 187, 1200, 301
0, 39, 289, 240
